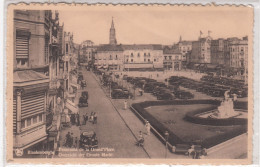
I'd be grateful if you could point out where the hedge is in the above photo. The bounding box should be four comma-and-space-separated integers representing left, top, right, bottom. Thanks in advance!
131, 100, 248, 148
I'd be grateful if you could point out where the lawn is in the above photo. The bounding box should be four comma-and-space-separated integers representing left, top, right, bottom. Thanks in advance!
145, 104, 246, 144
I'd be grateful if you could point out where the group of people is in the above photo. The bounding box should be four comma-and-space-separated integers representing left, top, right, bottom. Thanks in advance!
137, 120, 151, 147
70, 113, 80, 126
64, 132, 78, 148
83, 112, 98, 125
187, 145, 207, 159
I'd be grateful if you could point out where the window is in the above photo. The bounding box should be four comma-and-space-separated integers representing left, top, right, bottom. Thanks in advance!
16, 30, 30, 68
110, 55, 112, 60
176, 56, 179, 60
164, 56, 167, 60
39, 114, 43, 122
27, 118, 31, 126
154, 59, 156, 62
144, 53, 146, 57
137, 53, 140, 57
169, 56, 172, 60
21, 120, 25, 129
115, 55, 118, 60
32, 116, 37, 124
148, 59, 150, 62
131, 59, 133, 62
126, 59, 129, 62
131, 53, 134, 57
148, 53, 150, 57
144, 58, 146, 62
66, 43, 69, 54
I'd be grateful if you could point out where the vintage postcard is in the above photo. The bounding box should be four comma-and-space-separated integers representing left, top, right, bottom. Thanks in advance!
5, 3, 254, 165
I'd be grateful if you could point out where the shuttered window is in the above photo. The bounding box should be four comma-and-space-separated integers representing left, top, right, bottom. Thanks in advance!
16, 30, 30, 68
21, 91, 45, 119
16, 36, 29, 59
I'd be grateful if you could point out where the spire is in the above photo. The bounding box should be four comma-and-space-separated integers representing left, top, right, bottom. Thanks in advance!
179, 35, 182, 42
111, 17, 115, 29
109, 17, 117, 45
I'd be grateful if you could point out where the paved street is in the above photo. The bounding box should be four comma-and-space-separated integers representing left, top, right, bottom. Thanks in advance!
76, 69, 149, 158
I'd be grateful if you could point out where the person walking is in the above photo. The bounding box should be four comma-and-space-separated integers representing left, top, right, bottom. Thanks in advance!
93, 112, 98, 124
124, 100, 128, 110
137, 131, 144, 147
145, 121, 151, 135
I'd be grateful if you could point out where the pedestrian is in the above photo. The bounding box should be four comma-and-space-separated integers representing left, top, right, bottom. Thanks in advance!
137, 131, 144, 147
145, 121, 151, 135
74, 137, 78, 149
89, 112, 94, 122
76, 113, 80, 126
93, 112, 98, 124
65, 132, 71, 147
124, 100, 128, 110
70, 133, 74, 148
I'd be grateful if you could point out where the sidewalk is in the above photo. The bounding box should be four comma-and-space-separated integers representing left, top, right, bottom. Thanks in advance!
92, 72, 189, 159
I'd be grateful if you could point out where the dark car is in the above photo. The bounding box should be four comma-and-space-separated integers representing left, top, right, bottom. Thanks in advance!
79, 131, 98, 150
174, 91, 194, 99
78, 96, 88, 107
81, 80, 87, 88
82, 91, 88, 100
111, 89, 132, 99
157, 92, 175, 100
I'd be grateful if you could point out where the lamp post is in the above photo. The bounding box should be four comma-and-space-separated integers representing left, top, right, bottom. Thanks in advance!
164, 130, 169, 159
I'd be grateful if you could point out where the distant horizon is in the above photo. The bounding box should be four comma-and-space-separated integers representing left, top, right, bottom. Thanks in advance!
58, 6, 251, 45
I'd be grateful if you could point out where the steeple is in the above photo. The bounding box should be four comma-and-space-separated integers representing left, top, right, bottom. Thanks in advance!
109, 17, 117, 45
179, 35, 182, 42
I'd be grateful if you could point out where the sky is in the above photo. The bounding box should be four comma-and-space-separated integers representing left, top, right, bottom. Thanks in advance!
58, 6, 252, 45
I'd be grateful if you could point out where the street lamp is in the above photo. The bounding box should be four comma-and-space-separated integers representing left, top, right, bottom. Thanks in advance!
164, 130, 169, 159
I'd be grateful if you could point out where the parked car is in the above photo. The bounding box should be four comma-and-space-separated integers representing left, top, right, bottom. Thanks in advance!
78, 96, 88, 107
111, 89, 132, 99
81, 80, 87, 88
157, 92, 175, 100
79, 131, 98, 150
82, 91, 88, 100
174, 91, 194, 99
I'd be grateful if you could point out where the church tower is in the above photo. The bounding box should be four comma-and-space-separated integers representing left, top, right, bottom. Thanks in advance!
109, 17, 117, 45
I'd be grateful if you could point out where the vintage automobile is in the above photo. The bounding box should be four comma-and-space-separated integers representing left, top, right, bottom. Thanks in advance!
79, 131, 98, 150
78, 96, 88, 107
174, 91, 194, 99
156, 92, 175, 100
82, 91, 89, 100
81, 80, 87, 88
111, 89, 132, 99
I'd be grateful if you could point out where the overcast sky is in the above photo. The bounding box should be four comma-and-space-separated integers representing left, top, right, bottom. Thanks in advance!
58, 6, 252, 45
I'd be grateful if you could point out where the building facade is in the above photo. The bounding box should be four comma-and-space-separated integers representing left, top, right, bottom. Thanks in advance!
13, 10, 52, 155
190, 36, 212, 64
210, 38, 225, 65
163, 47, 182, 71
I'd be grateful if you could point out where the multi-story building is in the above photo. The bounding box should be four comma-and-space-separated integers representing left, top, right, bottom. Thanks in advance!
13, 10, 51, 156
210, 38, 225, 65
79, 40, 96, 67
163, 46, 182, 71
228, 37, 248, 76
96, 44, 124, 71
174, 37, 192, 68
190, 36, 212, 64
95, 19, 164, 71
122, 44, 164, 70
